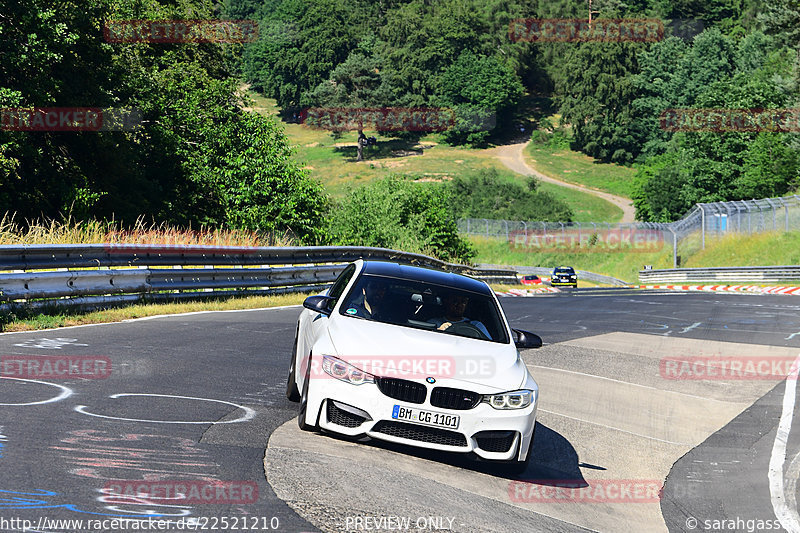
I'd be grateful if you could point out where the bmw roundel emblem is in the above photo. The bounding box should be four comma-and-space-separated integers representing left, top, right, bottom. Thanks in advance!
426, 377, 436, 384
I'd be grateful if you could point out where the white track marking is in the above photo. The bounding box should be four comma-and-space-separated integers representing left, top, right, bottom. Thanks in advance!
680, 322, 702, 334
0, 377, 73, 405
769, 352, 800, 533
538, 409, 690, 446
528, 365, 727, 402
75, 393, 256, 424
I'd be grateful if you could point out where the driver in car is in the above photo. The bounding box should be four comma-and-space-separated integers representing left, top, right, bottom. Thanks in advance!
347, 279, 389, 320
429, 292, 491, 339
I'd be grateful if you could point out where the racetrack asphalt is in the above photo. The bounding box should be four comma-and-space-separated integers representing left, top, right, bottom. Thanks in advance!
1, 289, 799, 532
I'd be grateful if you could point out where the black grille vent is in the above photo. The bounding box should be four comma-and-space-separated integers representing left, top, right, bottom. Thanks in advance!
474, 431, 517, 453
326, 401, 366, 428
372, 421, 467, 447
376, 378, 426, 404
430, 387, 482, 410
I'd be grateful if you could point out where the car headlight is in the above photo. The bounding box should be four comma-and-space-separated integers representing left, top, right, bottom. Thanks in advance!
482, 389, 535, 410
322, 355, 375, 385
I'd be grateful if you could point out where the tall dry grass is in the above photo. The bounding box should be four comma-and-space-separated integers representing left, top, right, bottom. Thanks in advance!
0, 214, 296, 247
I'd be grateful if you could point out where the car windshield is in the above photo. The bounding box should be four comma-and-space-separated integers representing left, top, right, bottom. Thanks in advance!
338, 274, 509, 343
554, 268, 574, 274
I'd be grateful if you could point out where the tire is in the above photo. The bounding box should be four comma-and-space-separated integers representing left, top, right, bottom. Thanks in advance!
286, 332, 300, 402
298, 354, 317, 432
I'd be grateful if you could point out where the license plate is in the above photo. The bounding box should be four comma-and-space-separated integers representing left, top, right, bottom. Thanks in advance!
391, 405, 459, 429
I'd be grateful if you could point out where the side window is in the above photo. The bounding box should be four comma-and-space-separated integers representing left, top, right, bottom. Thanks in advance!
328, 264, 356, 303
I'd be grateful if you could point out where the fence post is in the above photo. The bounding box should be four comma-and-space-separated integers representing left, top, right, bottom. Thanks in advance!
700, 204, 705, 249
779, 198, 788, 231
766, 198, 777, 231
485, 219, 489, 238
503, 220, 508, 240
670, 228, 678, 268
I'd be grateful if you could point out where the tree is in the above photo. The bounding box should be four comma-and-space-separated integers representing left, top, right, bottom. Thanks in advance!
434, 51, 524, 147
304, 47, 391, 160
555, 40, 643, 163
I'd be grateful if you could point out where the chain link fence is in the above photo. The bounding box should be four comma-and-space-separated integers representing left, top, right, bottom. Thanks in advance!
458, 195, 800, 267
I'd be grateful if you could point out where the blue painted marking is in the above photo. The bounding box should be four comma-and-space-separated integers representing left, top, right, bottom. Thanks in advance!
0, 489, 166, 517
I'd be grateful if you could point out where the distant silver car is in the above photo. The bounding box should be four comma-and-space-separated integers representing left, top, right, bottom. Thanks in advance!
287, 260, 542, 473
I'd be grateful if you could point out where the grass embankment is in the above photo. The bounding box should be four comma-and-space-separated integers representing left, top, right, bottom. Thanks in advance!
470, 231, 800, 284
469, 236, 673, 283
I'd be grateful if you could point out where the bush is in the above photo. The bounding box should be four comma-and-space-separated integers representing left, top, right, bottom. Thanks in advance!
327, 176, 475, 263
449, 168, 574, 222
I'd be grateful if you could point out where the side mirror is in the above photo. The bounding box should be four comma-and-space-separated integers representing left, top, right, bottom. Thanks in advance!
303, 295, 334, 316
512, 328, 542, 349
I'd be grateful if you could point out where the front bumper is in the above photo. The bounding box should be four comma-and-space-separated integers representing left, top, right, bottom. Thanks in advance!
305, 376, 537, 462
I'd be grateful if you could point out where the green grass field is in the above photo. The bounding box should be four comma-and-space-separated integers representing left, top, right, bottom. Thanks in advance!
524, 142, 638, 198
248, 92, 627, 222
536, 181, 624, 222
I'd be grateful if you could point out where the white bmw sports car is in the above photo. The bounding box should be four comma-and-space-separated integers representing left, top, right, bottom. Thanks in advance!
287, 260, 542, 472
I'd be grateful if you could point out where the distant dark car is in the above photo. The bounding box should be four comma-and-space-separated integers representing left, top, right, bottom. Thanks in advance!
551, 267, 577, 288
520, 275, 542, 286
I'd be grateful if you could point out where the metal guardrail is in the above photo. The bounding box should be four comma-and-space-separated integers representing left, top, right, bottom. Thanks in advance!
639, 266, 800, 284
0, 244, 519, 310
478, 264, 628, 286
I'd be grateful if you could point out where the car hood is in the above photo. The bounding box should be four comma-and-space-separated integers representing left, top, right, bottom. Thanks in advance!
324, 316, 527, 392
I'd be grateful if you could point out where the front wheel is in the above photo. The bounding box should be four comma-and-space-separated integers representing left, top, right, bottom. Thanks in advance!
298, 354, 318, 432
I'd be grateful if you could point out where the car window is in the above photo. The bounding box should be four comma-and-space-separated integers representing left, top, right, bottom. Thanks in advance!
339, 274, 509, 344
327, 264, 356, 301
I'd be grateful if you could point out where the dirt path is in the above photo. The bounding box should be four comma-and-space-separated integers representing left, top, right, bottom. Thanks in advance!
491, 140, 636, 223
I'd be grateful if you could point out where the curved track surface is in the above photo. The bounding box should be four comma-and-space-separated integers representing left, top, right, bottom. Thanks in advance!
1, 289, 799, 532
